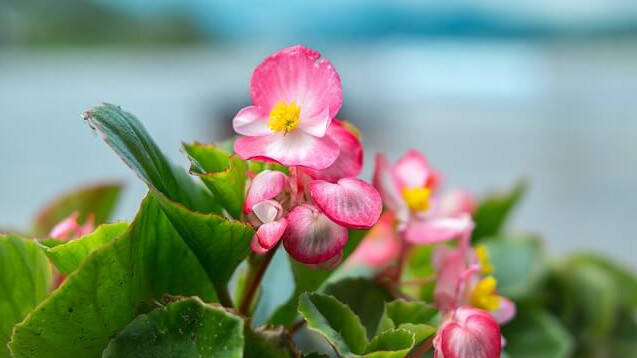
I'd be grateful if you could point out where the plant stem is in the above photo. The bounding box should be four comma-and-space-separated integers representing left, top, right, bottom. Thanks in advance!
289, 319, 306, 335
215, 282, 235, 308
239, 244, 279, 315
406, 337, 434, 358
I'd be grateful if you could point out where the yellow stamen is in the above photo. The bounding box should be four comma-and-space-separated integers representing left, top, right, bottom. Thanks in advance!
402, 187, 431, 212
268, 101, 301, 134
470, 276, 501, 312
475, 244, 494, 275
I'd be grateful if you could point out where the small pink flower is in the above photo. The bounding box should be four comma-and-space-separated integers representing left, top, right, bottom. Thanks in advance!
244, 168, 382, 264
347, 212, 401, 268
434, 306, 502, 358
49, 211, 95, 240
433, 232, 516, 325
373, 150, 473, 244
233, 45, 343, 170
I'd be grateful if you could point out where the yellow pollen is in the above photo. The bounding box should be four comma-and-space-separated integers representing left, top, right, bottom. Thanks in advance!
470, 276, 501, 312
402, 187, 431, 212
268, 101, 301, 134
475, 244, 494, 275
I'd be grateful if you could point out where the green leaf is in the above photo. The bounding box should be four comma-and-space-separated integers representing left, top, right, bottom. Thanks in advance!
502, 309, 573, 358
485, 236, 548, 301
269, 229, 367, 327
298, 293, 415, 358
84, 103, 217, 213
102, 297, 244, 358
376, 300, 437, 344
402, 245, 436, 301
244, 325, 300, 358
85, 104, 253, 294
0, 235, 52, 358
324, 278, 393, 338
184, 142, 248, 219
472, 180, 526, 241
9, 195, 218, 358
32, 182, 123, 237
568, 253, 637, 307
42, 222, 128, 274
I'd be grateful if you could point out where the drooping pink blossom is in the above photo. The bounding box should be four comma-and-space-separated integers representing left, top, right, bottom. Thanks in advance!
244, 168, 382, 264
48, 211, 95, 288
233, 45, 343, 170
433, 306, 502, 358
372, 150, 474, 244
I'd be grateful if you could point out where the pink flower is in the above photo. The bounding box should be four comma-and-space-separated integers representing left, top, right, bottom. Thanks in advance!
433, 232, 516, 325
433, 306, 502, 358
233, 45, 343, 170
245, 168, 382, 264
373, 150, 473, 244
347, 212, 401, 268
49, 211, 95, 240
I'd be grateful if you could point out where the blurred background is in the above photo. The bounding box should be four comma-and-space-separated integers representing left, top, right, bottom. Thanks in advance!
1, 0, 635, 271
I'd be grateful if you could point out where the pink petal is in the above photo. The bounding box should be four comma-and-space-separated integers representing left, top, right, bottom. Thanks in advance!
373, 154, 408, 221
49, 212, 81, 240
348, 212, 401, 268
282, 204, 347, 264
308, 178, 382, 229
232, 105, 270, 136
244, 170, 288, 213
250, 45, 342, 136
435, 250, 468, 311
304, 120, 363, 182
437, 307, 502, 358
491, 297, 516, 325
256, 218, 287, 250
438, 189, 476, 217
235, 131, 340, 170
252, 199, 284, 223
404, 214, 473, 244
392, 150, 431, 189
251, 234, 269, 255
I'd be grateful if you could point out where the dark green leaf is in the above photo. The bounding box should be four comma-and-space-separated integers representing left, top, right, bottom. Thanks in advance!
84, 103, 217, 213
0, 235, 51, 358
102, 297, 244, 358
324, 278, 393, 338
473, 181, 526, 241
502, 309, 573, 358
376, 300, 437, 344
244, 325, 300, 358
32, 182, 123, 237
42, 222, 128, 274
184, 142, 248, 219
486, 236, 548, 301
269, 229, 367, 327
298, 293, 415, 358
9, 195, 218, 358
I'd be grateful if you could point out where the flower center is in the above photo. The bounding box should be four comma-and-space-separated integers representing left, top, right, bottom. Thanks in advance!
470, 276, 500, 311
475, 244, 494, 275
268, 101, 301, 134
402, 187, 431, 212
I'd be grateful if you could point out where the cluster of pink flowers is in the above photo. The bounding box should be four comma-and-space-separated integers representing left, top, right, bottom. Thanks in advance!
232, 45, 512, 357
233, 45, 382, 265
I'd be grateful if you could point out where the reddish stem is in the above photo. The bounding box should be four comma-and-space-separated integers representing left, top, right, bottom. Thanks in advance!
406, 337, 434, 358
239, 244, 278, 315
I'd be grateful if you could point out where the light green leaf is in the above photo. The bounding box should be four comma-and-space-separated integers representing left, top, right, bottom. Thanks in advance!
502, 309, 573, 358
473, 181, 526, 241
42, 222, 128, 274
376, 300, 437, 344
324, 278, 393, 338
32, 182, 123, 237
184, 142, 248, 219
85, 104, 253, 293
0, 235, 51, 358
298, 293, 415, 358
402, 245, 436, 301
485, 236, 548, 301
9, 196, 218, 358
102, 297, 244, 358
269, 229, 367, 327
